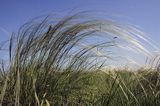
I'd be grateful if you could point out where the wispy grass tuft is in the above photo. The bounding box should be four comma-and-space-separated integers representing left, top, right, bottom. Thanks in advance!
0, 13, 159, 105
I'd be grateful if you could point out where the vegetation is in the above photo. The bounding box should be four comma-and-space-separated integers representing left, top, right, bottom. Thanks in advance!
0, 13, 160, 105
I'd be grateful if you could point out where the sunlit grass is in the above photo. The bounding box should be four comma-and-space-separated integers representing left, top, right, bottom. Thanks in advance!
0, 13, 160, 105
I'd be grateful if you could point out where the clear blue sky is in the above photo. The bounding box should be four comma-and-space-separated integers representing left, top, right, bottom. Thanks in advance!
0, 0, 160, 67
0, 0, 160, 41
0, 0, 160, 42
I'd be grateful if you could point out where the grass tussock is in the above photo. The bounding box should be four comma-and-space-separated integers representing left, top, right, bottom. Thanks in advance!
0, 13, 160, 105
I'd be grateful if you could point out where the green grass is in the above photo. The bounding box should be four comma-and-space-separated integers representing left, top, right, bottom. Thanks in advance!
0, 13, 160, 105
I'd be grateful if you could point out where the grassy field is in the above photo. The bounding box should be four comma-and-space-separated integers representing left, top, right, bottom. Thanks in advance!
0, 13, 160, 106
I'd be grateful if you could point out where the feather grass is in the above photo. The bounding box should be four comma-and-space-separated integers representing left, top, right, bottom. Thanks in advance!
0, 13, 160, 105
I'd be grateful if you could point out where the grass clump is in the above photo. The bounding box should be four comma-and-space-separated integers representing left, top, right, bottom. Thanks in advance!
0, 13, 160, 105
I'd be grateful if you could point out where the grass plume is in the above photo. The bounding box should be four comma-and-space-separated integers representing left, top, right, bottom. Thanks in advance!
0, 13, 160, 105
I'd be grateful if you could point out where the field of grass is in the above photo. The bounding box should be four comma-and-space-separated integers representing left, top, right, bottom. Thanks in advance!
0, 13, 160, 105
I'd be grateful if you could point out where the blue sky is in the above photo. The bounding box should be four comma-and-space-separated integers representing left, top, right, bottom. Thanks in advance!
0, 0, 160, 43
0, 0, 160, 67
